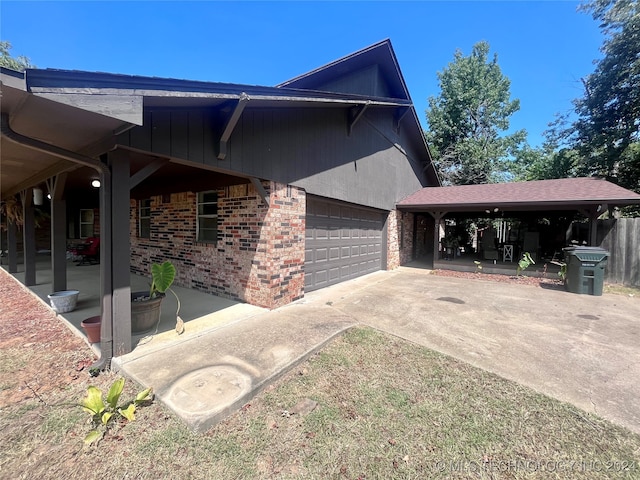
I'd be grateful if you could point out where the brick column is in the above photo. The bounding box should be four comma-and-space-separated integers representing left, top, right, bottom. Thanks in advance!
245, 182, 306, 309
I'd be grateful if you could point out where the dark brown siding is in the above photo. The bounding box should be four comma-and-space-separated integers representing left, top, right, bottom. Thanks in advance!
118, 105, 427, 211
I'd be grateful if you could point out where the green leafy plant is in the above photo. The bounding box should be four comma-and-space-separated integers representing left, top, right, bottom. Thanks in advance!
474, 260, 483, 273
134, 261, 184, 335
550, 260, 567, 281
149, 261, 176, 299
558, 263, 567, 281
80, 377, 153, 445
516, 252, 535, 276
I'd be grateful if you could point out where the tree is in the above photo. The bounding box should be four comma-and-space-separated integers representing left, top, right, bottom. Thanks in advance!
425, 41, 525, 185
571, 0, 640, 192
0, 41, 34, 71
513, 115, 580, 182
513, 145, 579, 182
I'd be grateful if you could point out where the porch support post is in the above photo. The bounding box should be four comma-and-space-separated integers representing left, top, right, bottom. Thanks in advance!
20, 188, 36, 286
7, 218, 18, 273
97, 155, 114, 369
47, 173, 68, 292
427, 211, 447, 262
110, 151, 132, 356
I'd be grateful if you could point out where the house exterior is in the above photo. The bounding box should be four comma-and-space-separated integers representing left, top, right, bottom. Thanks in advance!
1, 40, 438, 363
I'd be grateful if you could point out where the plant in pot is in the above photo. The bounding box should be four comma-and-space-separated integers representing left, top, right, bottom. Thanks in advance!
442, 233, 460, 260
131, 261, 183, 334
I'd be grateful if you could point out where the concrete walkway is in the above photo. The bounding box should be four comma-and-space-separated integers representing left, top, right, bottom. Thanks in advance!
114, 266, 640, 435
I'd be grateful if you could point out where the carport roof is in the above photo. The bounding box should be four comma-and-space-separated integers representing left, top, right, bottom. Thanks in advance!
397, 177, 640, 212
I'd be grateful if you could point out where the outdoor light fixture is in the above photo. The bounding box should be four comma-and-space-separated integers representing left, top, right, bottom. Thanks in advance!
33, 188, 43, 206
494, 207, 499, 212
91, 179, 101, 188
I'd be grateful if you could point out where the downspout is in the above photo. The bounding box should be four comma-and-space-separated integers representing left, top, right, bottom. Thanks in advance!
1, 113, 114, 371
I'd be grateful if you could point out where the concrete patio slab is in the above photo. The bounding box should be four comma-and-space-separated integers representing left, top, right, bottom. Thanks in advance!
113, 298, 357, 432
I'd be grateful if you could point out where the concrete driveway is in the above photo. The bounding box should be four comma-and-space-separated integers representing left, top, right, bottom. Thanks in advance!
115, 265, 640, 435
326, 266, 640, 435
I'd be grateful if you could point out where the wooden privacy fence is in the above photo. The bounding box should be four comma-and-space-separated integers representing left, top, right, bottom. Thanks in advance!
597, 218, 640, 287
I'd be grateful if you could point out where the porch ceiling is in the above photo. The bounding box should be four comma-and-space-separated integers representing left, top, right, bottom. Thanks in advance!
125, 149, 250, 199
48, 151, 251, 201
1, 70, 134, 200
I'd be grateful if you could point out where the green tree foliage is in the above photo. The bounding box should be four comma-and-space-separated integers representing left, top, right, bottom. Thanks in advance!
513, 144, 579, 182
425, 41, 525, 185
0, 41, 34, 71
572, 0, 639, 192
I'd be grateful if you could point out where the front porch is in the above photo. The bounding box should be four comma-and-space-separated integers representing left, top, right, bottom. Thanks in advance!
2, 255, 266, 356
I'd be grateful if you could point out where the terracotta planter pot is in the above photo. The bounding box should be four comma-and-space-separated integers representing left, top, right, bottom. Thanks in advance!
131, 291, 165, 333
81, 315, 102, 343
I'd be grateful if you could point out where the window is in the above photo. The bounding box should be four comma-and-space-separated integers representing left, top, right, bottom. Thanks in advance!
197, 191, 218, 243
79, 209, 94, 238
139, 199, 151, 238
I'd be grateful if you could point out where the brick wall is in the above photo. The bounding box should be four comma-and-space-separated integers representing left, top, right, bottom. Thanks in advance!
386, 209, 400, 269
387, 210, 415, 268
399, 211, 414, 265
130, 181, 305, 309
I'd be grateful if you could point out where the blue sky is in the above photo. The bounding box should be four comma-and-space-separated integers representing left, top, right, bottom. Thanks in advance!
1, 1, 603, 147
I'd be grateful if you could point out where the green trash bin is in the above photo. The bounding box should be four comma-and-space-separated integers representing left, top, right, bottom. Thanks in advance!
563, 247, 609, 296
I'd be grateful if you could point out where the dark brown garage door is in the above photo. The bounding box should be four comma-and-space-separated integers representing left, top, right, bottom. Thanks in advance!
305, 197, 384, 292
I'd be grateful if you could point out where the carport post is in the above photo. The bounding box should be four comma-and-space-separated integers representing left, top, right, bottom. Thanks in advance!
580, 205, 606, 246
427, 211, 447, 261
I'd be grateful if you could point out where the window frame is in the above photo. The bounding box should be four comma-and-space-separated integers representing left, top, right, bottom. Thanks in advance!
197, 191, 218, 244
139, 199, 151, 239
79, 209, 94, 239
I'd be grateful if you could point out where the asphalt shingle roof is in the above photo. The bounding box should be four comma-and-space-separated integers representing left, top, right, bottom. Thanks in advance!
398, 177, 640, 211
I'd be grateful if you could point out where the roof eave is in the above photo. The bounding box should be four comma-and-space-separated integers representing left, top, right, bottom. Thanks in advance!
397, 198, 640, 212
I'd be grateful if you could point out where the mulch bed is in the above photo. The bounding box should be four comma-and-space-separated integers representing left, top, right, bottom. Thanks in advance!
432, 268, 565, 288
0, 268, 96, 407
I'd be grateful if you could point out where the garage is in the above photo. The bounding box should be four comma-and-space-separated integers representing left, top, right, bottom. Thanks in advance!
305, 196, 384, 291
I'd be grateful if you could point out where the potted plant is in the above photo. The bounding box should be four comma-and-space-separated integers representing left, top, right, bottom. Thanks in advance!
131, 261, 182, 334
442, 233, 460, 259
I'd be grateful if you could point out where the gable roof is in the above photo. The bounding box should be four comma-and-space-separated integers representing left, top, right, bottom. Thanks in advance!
2, 40, 441, 200
278, 40, 439, 187
277, 39, 411, 101
397, 178, 640, 212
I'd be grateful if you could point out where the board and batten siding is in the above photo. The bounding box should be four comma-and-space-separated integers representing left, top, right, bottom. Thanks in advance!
597, 218, 640, 286
118, 106, 427, 212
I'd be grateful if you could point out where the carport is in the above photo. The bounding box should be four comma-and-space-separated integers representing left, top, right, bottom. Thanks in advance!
397, 178, 640, 272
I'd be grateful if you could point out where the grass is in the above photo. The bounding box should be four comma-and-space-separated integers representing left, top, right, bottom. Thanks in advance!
2, 327, 639, 479
604, 283, 640, 296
